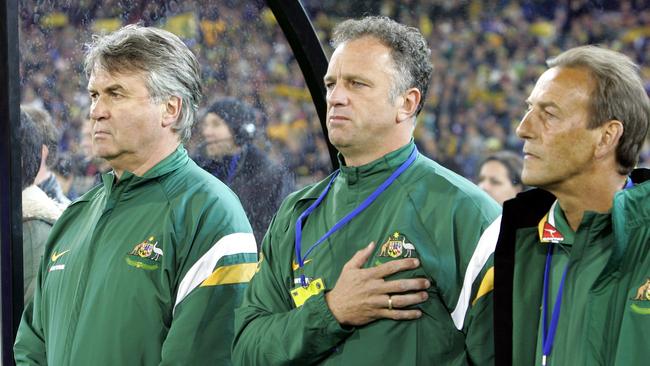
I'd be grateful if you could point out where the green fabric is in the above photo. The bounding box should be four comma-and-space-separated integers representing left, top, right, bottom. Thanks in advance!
529, 205, 613, 365
611, 177, 650, 366
511, 175, 650, 366
14, 146, 257, 365
233, 142, 501, 365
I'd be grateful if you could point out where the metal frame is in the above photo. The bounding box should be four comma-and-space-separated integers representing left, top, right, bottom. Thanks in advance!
266, 0, 338, 168
1, 0, 24, 364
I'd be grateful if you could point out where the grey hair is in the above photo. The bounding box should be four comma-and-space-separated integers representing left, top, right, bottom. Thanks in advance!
331, 16, 433, 116
84, 24, 202, 142
547, 45, 650, 175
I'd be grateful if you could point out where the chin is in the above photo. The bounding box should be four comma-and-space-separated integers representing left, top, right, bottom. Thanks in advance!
94, 148, 119, 161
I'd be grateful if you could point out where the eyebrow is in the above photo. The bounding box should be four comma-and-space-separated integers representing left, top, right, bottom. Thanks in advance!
323, 73, 372, 85
526, 99, 561, 111
88, 84, 127, 94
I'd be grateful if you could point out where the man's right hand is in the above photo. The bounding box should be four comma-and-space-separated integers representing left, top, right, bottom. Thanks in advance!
324, 242, 430, 326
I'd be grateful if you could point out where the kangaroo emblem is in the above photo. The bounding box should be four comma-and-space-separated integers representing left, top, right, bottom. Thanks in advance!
544, 228, 556, 235
634, 278, 650, 301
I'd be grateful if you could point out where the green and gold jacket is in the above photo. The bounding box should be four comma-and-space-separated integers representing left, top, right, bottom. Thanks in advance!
234, 142, 501, 365
15, 146, 257, 365
494, 169, 650, 366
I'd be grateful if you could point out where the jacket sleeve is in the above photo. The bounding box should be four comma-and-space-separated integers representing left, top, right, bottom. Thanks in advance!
159, 196, 258, 366
464, 259, 495, 365
14, 264, 47, 365
449, 216, 501, 365
232, 215, 353, 365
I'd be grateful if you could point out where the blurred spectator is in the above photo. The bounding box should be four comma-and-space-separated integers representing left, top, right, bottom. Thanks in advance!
20, 108, 63, 303
16, 0, 650, 192
477, 150, 526, 205
195, 98, 294, 244
22, 104, 71, 206
66, 118, 110, 199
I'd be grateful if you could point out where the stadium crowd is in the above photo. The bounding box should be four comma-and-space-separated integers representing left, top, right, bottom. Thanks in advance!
18, 0, 650, 198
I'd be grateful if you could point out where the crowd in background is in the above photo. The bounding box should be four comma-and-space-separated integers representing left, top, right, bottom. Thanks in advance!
18, 0, 650, 198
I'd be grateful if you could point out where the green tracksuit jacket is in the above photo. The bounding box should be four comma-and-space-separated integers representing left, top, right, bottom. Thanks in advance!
233, 142, 501, 365
14, 145, 258, 365
494, 169, 650, 366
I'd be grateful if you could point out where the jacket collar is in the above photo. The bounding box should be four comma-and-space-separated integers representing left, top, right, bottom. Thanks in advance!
538, 200, 575, 245
337, 140, 415, 185
101, 145, 189, 189
298, 141, 417, 201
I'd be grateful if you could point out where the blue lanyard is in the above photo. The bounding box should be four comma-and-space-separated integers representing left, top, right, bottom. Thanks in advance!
294, 146, 418, 287
541, 176, 634, 366
624, 176, 634, 189
541, 244, 569, 366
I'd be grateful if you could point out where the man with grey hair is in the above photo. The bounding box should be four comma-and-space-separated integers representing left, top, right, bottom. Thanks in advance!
234, 16, 500, 365
493, 45, 650, 365
15, 25, 257, 365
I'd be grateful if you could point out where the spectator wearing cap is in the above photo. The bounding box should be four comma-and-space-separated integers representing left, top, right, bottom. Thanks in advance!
196, 98, 294, 245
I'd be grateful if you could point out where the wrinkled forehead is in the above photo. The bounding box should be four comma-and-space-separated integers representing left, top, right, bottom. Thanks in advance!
327, 37, 396, 77
531, 66, 594, 100
87, 65, 149, 91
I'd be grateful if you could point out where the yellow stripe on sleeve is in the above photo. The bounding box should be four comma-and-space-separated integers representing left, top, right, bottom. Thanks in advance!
200, 263, 257, 287
471, 266, 494, 306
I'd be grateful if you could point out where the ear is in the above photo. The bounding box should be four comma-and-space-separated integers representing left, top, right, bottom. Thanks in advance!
594, 119, 623, 160
396, 88, 421, 123
41, 144, 49, 163
161, 96, 182, 128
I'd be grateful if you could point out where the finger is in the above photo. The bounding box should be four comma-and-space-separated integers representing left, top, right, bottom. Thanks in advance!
380, 278, 431, 294
370, 257, 420, 278
344, 241, 376, 269
379, 308, 423, 321
384, 291, 429, 309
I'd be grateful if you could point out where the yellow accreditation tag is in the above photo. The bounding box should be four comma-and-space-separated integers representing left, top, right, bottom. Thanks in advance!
290, 278, 325, 307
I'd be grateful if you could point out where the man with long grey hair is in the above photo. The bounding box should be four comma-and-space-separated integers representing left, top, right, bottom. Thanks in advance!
15, 25, 257, 365
233, 16, 500, 365
493, 45, 650, 365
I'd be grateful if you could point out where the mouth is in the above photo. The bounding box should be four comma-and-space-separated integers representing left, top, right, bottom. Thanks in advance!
327, 115, 350, 127
523, 151, 539, 160
329, 115, 349, 119
94, 130, 111, 138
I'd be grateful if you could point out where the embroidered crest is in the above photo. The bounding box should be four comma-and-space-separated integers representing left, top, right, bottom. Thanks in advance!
630, 277, 650, 315
126, 236, 163, 270
129, 236, 163, 261
379, 232, 416, 258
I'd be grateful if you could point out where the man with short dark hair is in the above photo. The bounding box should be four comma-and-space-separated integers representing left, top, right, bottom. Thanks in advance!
15, 25, 257, 365
493, 45, 650, 366
233, 16, 500, 365
22, 105, 70, 206
19, 108, 64, 303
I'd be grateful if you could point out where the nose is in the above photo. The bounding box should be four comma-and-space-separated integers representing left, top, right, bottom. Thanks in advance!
516, 109, 535, 140
327, 83, 348, 107
89, 95, 110, 121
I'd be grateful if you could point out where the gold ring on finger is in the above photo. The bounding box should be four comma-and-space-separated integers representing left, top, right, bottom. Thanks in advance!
388, 296, 393, 310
